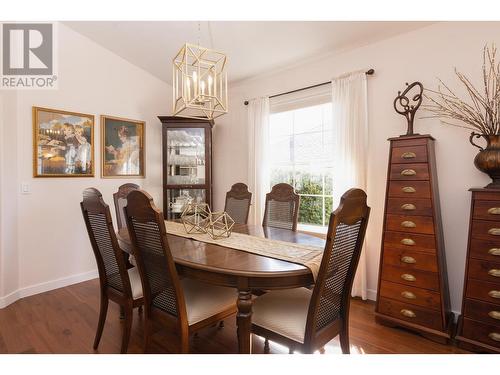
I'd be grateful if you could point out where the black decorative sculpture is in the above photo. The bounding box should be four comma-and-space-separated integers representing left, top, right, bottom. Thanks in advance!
393, 81, 424, 136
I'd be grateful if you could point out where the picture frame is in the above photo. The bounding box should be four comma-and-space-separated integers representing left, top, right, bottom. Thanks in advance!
33, 106, 95, 177
101, 115, 146, 178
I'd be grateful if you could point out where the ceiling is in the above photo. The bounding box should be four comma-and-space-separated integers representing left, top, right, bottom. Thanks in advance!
64, 21, 434, 85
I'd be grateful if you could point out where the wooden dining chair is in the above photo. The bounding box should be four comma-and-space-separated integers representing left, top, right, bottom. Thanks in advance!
113, 183, 139, 230
224, 183, 252, 224
113, 183, 140, 271
80, 188, 144, 354
252, 188, 370, 354
262, 183, 300, 231
124, 189, 238, 353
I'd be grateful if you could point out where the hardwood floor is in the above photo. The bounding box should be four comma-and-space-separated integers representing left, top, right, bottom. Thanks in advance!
0, 279, 469, 354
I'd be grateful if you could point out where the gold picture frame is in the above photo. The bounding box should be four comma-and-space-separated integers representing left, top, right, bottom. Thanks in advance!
101, 115, 145, 178
33, 106, 95, 177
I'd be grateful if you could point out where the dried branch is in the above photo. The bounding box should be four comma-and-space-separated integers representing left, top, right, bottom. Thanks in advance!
423, 44, 500, 135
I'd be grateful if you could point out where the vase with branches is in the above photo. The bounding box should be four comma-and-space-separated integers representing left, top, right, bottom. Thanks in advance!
424, 44, 500, 188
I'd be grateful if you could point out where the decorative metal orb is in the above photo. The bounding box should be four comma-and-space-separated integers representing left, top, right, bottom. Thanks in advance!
206, 211, 234, 240
181, 203, 211, 234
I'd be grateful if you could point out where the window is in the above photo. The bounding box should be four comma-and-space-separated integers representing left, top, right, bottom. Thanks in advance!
269, 100, 333, 232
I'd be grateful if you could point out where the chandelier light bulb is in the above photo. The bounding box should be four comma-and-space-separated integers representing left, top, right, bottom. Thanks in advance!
208, 75, 213, 96
200, 80, 206, 97
192, 70, 198, 95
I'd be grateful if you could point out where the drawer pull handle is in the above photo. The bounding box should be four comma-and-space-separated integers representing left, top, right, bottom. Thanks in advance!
488, 207, 500, 215
488, 269, 500, 277
401, 273, 416, 282
401, 186, 416, 193
488, 248, 500, 256
488, 311, 500, 320
488, 228, 500, 236
489, 332, 500, 342
488, 290, 500, 299
401, 220, 416, 228
401, 203, 416, 211
400, 309, 416, 318
401, 291, 417, 299
401, 238, 415, 246
401, 169, 417, 176
401, 256, 416, 264
401, 152, 416, 159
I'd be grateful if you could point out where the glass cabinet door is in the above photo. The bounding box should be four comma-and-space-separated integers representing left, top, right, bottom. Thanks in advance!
166, 128, 206, 185
161, 117, 213, 218
166, 188, 206, 220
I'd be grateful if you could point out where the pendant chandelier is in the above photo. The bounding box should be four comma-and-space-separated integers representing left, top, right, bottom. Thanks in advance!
172, 23, 228, 120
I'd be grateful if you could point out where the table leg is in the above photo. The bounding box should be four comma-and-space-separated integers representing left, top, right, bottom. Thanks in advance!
237, 289, 252, 354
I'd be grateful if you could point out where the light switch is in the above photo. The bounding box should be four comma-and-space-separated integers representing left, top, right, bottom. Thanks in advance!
21, 183, 30, 194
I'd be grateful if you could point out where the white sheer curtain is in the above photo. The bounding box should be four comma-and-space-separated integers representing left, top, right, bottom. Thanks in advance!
331, 71, 369, 299
247, 97, 270, 226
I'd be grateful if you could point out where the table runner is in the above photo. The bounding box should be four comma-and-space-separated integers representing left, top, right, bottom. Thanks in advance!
165, 221, 324, 280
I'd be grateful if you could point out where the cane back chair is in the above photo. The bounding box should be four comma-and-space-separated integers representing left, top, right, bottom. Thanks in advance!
113, 183, 140, 230
262, 183, 300, 231
224, 183, 252, 224
113, 183, 140, 270
80, 188, 144, 354
124, 189, 237, 353
252, 188, 370, 354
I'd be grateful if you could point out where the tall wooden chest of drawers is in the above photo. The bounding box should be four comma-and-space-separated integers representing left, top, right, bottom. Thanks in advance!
455, 189, 500, 353
375, 134, 452, 343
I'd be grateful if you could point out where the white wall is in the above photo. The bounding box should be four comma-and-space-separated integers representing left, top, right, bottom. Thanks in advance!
0, 23, 171, 307
213, 21, 498, 313
0, 91, 20, 301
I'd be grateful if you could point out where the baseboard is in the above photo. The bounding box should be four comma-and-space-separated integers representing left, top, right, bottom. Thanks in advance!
0, 289, 21, 309
0, 269, 98, 309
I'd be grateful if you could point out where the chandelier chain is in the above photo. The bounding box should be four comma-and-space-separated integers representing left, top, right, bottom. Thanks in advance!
208, 21, 214, 49
197, 21, 201, 48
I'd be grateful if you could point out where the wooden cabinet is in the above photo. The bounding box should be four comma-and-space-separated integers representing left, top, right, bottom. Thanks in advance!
159, 116, 213, 219
455, 189, 500, 353
375, 135, 452, 343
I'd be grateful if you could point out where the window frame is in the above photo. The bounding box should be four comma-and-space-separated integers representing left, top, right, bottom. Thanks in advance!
268, 97, 333, 232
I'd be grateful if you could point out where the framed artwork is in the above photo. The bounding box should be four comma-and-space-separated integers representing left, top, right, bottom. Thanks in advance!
33, 106, 95, 177
101, 115, 145, 178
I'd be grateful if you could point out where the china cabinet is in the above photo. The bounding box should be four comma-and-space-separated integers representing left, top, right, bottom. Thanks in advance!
159, 116, 213, 219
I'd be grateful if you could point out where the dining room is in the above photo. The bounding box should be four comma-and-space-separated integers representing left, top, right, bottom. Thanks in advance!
2, 1, 500, 373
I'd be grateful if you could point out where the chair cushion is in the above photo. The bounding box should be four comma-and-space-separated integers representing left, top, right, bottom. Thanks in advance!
181, 279, 237, 325
252, 288, 312, 344
127, 267, 143, 300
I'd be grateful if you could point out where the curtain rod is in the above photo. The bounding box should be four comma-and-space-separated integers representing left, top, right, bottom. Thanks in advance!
243, 68, 374, 105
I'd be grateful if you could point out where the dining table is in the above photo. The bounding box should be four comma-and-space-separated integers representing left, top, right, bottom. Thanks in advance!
116, 223, 325, 354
